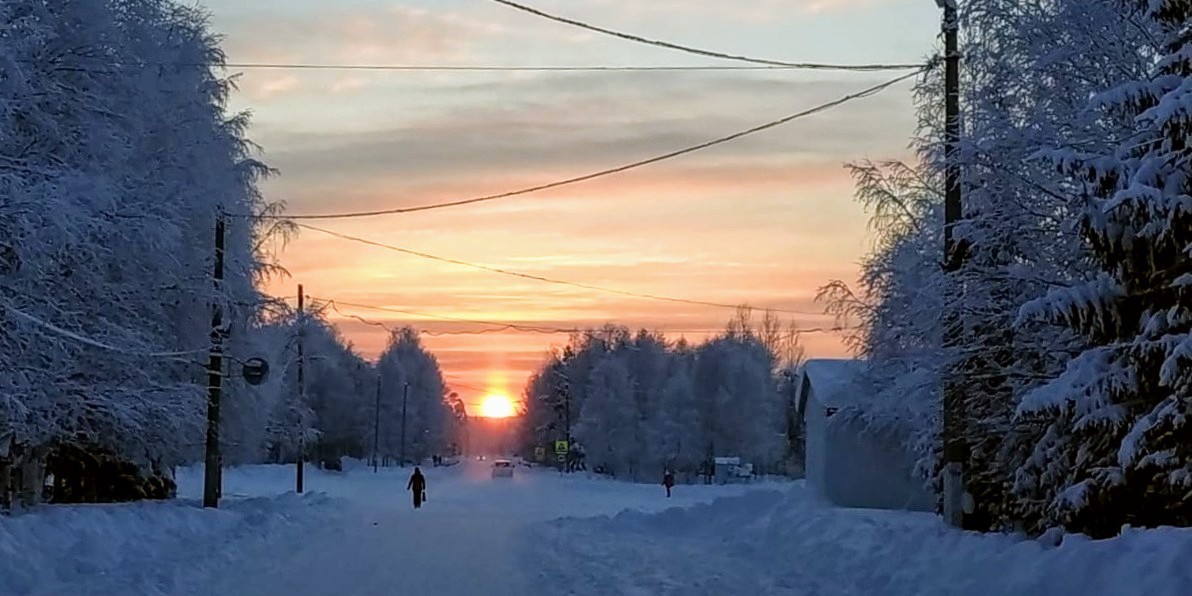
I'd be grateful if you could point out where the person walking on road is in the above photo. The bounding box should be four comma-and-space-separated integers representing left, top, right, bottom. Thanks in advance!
663, 469, 675, 498
407, 467, 427, 509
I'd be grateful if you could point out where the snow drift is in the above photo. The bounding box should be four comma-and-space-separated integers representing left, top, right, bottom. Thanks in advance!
0, 493, 339, 596
529, 485, 1192, 595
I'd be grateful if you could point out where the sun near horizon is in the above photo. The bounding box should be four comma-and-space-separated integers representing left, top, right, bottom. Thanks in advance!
478, 393, 518, 419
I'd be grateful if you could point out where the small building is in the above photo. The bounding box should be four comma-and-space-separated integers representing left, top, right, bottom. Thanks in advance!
712, 456, 752, 484
795, 359, 932, 512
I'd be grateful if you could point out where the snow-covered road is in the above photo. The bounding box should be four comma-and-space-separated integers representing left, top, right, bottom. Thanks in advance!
172, 461, 770, 596
186, 463, 537, 596
4, 462, 1191, 595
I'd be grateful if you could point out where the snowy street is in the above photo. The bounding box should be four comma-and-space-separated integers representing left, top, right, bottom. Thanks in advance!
180, 461, 774, 595
3, 461, 1190, 596
187, 467, 529, 596
176, 461, 778, 596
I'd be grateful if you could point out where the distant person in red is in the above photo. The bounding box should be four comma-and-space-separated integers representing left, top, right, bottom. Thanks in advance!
407, 467, 426, 509
663, 469, 675, 498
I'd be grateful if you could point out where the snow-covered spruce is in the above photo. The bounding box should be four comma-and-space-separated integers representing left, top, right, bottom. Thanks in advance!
819, 0, 1179, 534
1017, 0, 1192, 537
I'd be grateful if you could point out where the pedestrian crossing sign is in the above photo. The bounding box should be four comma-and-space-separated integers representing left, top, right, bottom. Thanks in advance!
554, 440, 568, 455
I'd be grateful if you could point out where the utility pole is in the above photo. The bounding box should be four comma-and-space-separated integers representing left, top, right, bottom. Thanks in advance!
549, 364, 572, 472
564, 384, 571, 472
937, 0, 969, 529
400, 382, 409, 467
202, 213, 226, 508
373, 375, 381, 473
296, 285, 305, 494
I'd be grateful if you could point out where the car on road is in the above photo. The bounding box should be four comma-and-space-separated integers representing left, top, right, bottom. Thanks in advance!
491, 459, 514, 479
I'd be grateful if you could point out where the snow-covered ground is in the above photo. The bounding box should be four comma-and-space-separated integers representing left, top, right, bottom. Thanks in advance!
2, 461, 1190, 595
173, 460, 775, 596
530, 488, 1192, 595
0, 491, 338, 596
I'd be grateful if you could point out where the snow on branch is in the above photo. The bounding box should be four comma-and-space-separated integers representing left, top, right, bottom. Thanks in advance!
3, 302, 208, 359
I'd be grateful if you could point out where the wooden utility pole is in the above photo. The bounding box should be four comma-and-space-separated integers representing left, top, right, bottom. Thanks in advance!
400, 382, 409, 467
374, 376, 381, 473
938, 0, 969, 528
202, 213, 226, 508
296, 285, 305, 494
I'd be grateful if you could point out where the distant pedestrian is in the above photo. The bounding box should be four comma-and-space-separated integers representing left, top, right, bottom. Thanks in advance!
663, 469, 675, 498
407, 467, 426, 509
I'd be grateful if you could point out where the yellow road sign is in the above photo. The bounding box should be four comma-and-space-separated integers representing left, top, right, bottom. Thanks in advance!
554, 440, 568, 455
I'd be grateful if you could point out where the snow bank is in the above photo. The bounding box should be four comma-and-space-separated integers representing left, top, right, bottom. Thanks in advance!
529, 484, 1192, 595
0, 493, 341, 596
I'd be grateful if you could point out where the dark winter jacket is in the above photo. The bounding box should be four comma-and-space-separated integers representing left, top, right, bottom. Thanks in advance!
407, 470, 426, 492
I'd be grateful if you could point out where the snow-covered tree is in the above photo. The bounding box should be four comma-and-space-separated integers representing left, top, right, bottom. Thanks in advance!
657, 353, 702, 478
1015, 0, 1191, 537
518, 347, 574, 461
934, 0, 1154, 529
0, 0, 280, 505
574, 356, 637, 477
376, 328, 450, 464
825, 0, 1172, 534
522, 314, 791, 482
694, 333, 784, 471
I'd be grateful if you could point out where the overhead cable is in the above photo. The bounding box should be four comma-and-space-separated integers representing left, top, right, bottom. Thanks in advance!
4, 302, 208, 358
320, 297, 851, 336
219, 63, 902, 72
486, 0, 927, 71
322, 298, 581, 334
268, 68, 925, 221
299, 224, 826, 316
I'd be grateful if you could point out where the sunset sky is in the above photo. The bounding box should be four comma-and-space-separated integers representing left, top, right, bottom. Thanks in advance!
197, 0, 938, 413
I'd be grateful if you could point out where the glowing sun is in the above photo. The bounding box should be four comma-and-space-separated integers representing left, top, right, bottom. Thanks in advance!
480, 393, 517, 418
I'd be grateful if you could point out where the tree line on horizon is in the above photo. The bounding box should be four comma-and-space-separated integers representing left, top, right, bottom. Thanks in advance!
517, 308, 806, 482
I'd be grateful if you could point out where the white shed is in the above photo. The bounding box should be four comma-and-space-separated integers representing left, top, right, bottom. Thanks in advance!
796, 359, 932, 512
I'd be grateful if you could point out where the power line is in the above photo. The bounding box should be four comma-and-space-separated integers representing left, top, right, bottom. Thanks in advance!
319, 296, 851, 337
327, 299, 576, 335
268, 68, 924, 221
486, 0, 928, 72
337, 304, 561, 335
30, 60, 922, 73
298, 224, 826, 316
323, 298, 581, 334
447, 380, 493, 394
219, 63, 890, 72
331, 300, 817, 336
3, 302, 207, 358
